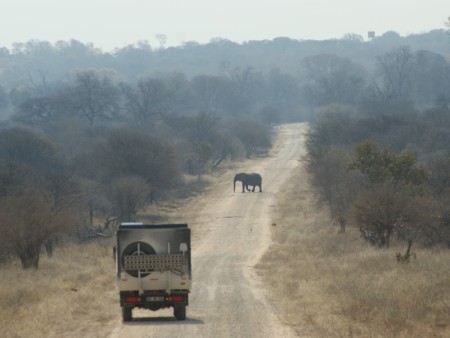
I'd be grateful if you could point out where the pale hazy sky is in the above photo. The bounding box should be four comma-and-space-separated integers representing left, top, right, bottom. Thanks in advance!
1, 0, 449, 51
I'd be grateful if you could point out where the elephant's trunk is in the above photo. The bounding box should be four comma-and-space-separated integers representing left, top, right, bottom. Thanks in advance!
233, 175, 240, 192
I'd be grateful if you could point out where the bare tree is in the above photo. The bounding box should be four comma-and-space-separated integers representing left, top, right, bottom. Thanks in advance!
121, 77, 168, 125
62, 70, 120, 126
155, 34, 167, 50
14, 95, 60, 125
305, 146, 362, 233
375, 46, 415, 101
301, 54, 367, 107
220, 63, 260, 99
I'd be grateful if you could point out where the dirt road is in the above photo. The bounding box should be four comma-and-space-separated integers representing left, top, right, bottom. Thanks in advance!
109, 123, 307, 338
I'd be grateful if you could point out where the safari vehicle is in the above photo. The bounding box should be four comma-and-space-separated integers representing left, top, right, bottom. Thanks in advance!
115, 222, 191, 321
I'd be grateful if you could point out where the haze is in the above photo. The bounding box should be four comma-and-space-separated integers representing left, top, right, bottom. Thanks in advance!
1, 0, 449, 51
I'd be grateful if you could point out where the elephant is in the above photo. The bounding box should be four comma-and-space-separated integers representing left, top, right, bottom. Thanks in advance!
233, 173, 262, 193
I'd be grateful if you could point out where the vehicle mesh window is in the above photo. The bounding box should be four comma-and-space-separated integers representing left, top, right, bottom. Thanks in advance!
124, 254, 184, 272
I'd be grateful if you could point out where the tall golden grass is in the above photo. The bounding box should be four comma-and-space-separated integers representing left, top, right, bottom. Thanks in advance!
0, 239, 119, 338
257, 166, 450, 337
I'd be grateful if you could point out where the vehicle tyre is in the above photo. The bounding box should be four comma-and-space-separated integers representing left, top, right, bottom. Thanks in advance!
122, 306, 132, 322
174, 305, 186, 320
122, 242, 156, 278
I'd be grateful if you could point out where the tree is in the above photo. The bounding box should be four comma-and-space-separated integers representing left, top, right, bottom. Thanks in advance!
412, 50, 450, 107
191, 75, 223, 114
155, 34, 167, 50
76, 178, 110, 227
185, 112, 219, 176
220, 63, 262, 101
301, 54, 367, 107
352, 182, 409, 247
349, 141, 429, 247
0, 187, 70, 269
112, 176, 150, 222
62, 70, 120, 126
341, 33, 364, 43
0, 127, 78, 265
265, 69, 301, 117
121, 77, 168, 125
191, 75, 242, 115
14, 95, 60, 125
163, 72, 196, 114
375, 46, 415, 101
232, 119, 271, 158
0, 127, 62, 188
353, 182, 443, 248
93, 129, 179, 188
348, 140, 427, 186
305, 145, 362, 232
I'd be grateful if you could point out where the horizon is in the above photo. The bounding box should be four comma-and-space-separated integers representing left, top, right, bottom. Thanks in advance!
2, 28, 448, 53
1, 0, 449, 52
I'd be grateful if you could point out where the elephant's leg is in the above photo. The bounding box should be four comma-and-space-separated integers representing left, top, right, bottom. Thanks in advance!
246, 185, 251, 192
242, 182, 245, 193
252, 185, 256, 192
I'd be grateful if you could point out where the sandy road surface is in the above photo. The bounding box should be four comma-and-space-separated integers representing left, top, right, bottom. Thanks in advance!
109, 123, 307, 338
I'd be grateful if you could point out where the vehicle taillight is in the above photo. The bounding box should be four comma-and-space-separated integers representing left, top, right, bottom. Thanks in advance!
125, 296, 140, 303
168, 295, 185, 302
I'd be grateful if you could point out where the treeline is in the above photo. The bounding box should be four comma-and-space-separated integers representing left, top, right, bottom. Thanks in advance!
2, 31, 450, 121
1, 30, 449, 86
305, 46, 450, 250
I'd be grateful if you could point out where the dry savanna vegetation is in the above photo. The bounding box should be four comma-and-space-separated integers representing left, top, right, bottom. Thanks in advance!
1, 133, 449, 338
257, 165, 450, 338
0, 171, 222, 338
0, 239, 118, 338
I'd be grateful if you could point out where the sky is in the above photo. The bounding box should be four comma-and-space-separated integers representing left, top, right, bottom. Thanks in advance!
1, 0, 449, 51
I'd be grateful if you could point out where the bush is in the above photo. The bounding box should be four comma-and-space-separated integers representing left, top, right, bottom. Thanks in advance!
0, 188, 72, 269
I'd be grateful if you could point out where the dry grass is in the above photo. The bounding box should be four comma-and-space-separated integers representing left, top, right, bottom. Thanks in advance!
257, 166, 450, 338
0, 239, 119, 338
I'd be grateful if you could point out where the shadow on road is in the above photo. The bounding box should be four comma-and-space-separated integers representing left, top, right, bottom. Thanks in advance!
125, 317, 204, 326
